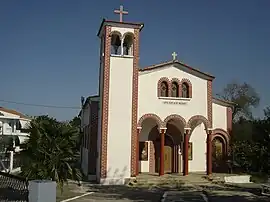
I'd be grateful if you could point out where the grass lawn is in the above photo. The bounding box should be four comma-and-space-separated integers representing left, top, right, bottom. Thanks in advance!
56, 183, 86, 202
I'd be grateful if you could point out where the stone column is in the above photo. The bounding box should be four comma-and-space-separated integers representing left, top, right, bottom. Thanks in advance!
136, 127, 142, 176
159, 128, 166, 176
183, 128, 191, 176
9, 151, 14, 171
206, 129, 213, 176
178, 145, 182, 174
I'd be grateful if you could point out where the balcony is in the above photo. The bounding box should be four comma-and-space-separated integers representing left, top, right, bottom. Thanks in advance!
0, 127, 21, 135
2, 127, 12, 135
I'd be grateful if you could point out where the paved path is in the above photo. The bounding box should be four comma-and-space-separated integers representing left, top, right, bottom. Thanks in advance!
71, 191, 162, 201
62, 179, 270, 202
162, 190, 207, 202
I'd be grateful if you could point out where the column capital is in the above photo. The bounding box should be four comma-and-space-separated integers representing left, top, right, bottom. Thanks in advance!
159, 127, 167, 134
184, 128, 191, 134
137, 127, 142, 133
205, 128, 213, 135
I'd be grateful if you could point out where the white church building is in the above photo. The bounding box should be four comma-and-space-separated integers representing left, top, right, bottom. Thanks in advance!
80, 6, 234, 185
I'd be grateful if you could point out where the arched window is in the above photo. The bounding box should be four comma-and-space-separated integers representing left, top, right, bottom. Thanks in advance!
171, 82, 179, 97
161, 81, 169, 97
123, 33, 133, 56
111, 33, 121, 55
182, 83, 189, 98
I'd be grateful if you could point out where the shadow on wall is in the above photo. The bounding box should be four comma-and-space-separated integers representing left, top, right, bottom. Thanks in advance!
105, 166, 128, 184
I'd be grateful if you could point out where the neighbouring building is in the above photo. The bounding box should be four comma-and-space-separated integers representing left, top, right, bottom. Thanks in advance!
0, 107, 31, 151
80, 6, 234, 185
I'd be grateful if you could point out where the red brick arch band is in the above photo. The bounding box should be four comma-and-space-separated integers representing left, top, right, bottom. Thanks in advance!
212, 128, 230, 153
181, 78, 192, 98
157, 77, 193, 98
163, 114, 186, 128
186, 115, 210, 129
137, 113, 163, 128
157, 77, 171, 97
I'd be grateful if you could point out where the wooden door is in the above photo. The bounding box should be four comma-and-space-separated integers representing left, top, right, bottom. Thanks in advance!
164, 145, 172, 173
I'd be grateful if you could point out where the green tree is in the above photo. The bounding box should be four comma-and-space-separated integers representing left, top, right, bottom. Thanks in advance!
217, 81, 260, 121
69, 116, 82, 149
20, 115, 82, 190
69, 116, 81, 129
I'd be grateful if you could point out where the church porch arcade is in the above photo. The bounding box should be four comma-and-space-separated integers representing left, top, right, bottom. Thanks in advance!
137, 114, 191, 176
136, 114, 163, 176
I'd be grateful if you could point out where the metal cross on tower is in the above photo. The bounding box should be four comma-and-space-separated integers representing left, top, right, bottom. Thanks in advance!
172, 52, 178, 60
114, 5, 128, 22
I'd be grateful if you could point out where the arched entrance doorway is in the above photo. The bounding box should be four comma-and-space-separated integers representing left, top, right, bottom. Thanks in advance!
211, 129, 229, 173
137, 114, 163, 174
153, 133, 175, 173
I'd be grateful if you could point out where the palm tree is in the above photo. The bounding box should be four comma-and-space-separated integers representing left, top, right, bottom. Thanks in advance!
20, 115, 82, 190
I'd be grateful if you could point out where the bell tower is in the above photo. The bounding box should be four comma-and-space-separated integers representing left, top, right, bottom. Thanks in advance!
96, 5, 144, 184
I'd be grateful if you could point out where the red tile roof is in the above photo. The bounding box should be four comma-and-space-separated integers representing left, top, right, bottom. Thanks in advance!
0, 107, 28, 119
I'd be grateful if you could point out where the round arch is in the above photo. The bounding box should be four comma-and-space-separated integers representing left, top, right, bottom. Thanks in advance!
110, 31, 122, 39
163, 114, 187, 128
186, 115, 210, 129
137, 113, 163, 129
157, 77, 171, 97
212, 128, 230, 153
122, 32, 134, 40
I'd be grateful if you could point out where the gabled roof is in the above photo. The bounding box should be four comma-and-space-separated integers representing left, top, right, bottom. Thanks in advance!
0, 107, 29, 119
139, 60, 215, 81
78, 95, 100, 117
212, 97, 235, 108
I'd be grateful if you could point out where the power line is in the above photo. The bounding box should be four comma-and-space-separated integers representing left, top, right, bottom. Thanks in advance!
0, 99, 81, 109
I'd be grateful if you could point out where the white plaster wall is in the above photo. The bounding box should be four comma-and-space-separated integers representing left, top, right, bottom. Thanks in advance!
82, 104, 90, 127
138, 65, 208, 123
189, 123, 207, 172
138, 122, 153, 173
81, 147, 89, 176
106, 56, 134, 180
212, 103, 227, 130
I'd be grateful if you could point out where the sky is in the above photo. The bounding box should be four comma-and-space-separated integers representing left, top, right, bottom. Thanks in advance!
0, 0, 269, 121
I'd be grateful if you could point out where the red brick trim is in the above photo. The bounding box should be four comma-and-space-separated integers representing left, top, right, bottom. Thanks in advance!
100, 26, 111, 179
163, 114, 187, 128
226, 107, 233, 135
157, 77, 171, 97
171, 78, 181, 97
149, 141, 155, 173
137, 113, 163, 128
207, 81, 213, 128
130, 28, 140, 177
186, 115, 210, 129
181, 78, 192, 98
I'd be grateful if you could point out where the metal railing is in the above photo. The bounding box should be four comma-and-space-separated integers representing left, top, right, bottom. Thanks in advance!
0, 152, 22, 172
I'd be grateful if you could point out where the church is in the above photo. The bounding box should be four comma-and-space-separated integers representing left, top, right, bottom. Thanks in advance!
80, 6, 234, 185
